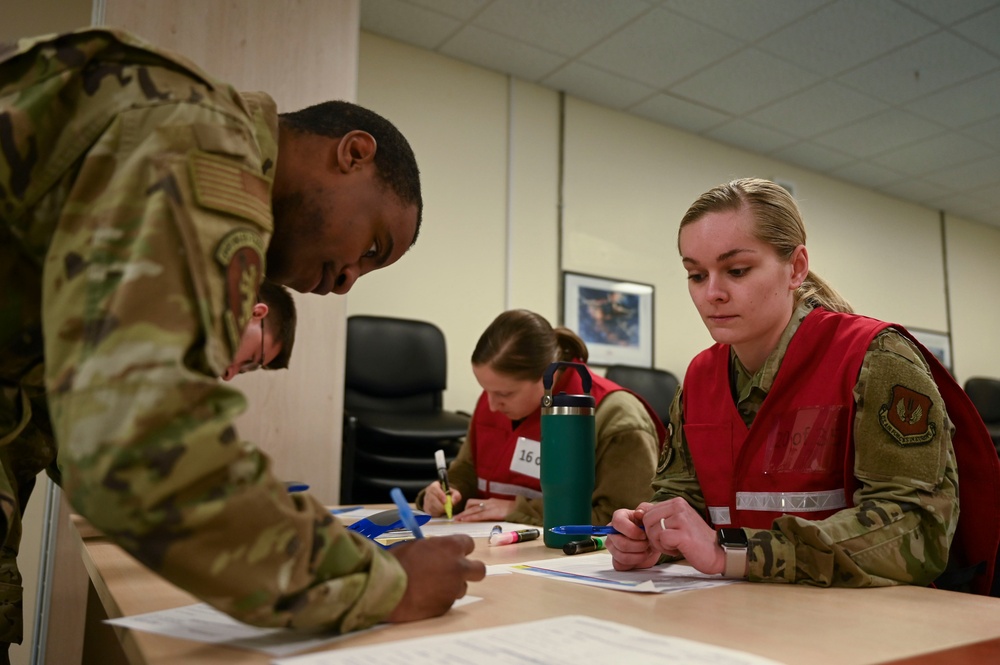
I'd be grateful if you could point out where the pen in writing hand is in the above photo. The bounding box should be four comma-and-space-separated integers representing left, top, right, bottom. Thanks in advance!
490, 528, 540, 546
390, 487, 425, 539
434, 449, 453, 520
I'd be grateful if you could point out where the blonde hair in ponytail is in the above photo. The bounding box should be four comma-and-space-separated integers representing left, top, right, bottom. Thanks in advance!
678, 177, 853, 314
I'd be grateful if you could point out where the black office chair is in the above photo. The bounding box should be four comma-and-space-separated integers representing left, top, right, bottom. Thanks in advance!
604, 364, 679, 427
341, 315, 471, 505
964, 377, 1000, 457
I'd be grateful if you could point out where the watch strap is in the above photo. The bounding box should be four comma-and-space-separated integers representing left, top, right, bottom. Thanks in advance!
722, 544, 748, 578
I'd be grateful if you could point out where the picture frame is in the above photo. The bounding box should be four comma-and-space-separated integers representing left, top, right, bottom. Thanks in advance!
561, 271, 654, 368
909, 328, 952, 373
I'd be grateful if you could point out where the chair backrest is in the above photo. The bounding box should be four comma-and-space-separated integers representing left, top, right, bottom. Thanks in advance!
965, 377, 1000, 424
345, 315, 449, 413
604, 364, 679, 425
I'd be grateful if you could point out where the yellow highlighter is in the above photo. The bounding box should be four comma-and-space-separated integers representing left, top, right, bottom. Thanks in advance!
435, 449, 453, 519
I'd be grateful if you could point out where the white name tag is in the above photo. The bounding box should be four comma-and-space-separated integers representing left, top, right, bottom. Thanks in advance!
510, 436, 542, 478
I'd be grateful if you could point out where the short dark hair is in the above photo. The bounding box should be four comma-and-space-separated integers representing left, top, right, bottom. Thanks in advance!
279, 100, 422, 244
471, 309, 589, 381
258, 280, 296, 370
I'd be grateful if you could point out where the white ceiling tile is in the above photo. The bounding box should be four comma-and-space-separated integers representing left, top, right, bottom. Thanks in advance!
542, 62, 657, 110
669, 48, 821, 114
880, 178, 953, 204
906, 70, 1000, 128
924, 190, 1000, 227
629, 93, 730, 133
813, 110, 942, 158
659, 0, 828, 40
580, 7, 741, 88
953, 4, 1000, 56
839, 32, 999, 104
361, 0, 463, 49
471, 0, 650, 56
896, 0, 1000, 25
758, 0, 937, 76
771, 140, 855, 173
922, 154, 1000, 190
962, 116, 1000, 149
440, 26, 566, 80
405, 0, 491, 21
704, 119, 798, 155
748, 81, 887, 137
830, 161, 909, 189
872, 133, 993, 174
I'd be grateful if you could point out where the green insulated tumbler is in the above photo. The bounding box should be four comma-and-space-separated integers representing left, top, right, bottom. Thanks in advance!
540, 361, 596, 548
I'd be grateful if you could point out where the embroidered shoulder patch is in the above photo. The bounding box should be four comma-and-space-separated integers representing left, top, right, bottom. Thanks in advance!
878, 384, 936, 446
215, 229, 265, 354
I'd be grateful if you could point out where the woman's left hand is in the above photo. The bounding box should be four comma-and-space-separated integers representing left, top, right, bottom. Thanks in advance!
644, 497, 726, 575
453, 498, 515, 522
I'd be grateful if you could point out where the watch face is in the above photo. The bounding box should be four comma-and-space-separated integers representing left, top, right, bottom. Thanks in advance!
717, 528, 749, 548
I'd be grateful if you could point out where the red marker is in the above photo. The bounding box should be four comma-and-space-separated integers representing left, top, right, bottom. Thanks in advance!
489, 528, 540, 546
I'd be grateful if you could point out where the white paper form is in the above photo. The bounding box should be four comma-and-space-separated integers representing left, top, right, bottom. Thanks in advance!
508, 551, 738, 593
271, 614, 785, 665
105, 596, 481, 657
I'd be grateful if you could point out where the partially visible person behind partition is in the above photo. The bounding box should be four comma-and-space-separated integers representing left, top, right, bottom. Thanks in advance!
222, 280, 298, 381
606, 178, 999, 594
416, 309, 667, 526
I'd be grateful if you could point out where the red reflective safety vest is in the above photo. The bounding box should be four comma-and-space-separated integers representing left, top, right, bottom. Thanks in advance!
472, 364, 666, 500
683, 307, 1000, 595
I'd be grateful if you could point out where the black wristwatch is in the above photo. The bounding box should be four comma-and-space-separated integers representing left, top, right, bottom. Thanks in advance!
717, 528, 749, 578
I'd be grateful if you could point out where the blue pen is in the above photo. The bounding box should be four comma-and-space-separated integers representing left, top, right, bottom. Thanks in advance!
549, 525, 621, 536
390, 487, 425, 539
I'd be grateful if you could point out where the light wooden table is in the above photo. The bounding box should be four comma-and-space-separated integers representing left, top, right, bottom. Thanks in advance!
72, 513, 1000, 665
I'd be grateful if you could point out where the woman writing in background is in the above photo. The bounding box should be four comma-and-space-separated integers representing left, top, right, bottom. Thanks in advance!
417, 309, 665, 526
607, 178, 998, 594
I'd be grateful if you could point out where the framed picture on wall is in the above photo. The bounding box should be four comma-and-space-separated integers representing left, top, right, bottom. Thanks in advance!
562, 271, 654, 368
909, 328, 952, 373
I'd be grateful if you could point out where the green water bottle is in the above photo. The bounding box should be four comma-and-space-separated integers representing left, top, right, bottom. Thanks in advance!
540, 361, 596, 548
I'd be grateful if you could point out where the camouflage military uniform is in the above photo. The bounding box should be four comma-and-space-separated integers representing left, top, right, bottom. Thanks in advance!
0, 28, 405, 647
652, 303, 960, 587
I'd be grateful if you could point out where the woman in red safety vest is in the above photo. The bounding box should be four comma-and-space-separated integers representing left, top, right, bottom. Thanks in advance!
416, 309, 666, 527
606, 178, 999, 595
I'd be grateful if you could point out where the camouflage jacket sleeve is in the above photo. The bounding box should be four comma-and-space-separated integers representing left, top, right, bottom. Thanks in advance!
652, 332, 958, 588
13, 31, 405, 631
507, 391, 660, 526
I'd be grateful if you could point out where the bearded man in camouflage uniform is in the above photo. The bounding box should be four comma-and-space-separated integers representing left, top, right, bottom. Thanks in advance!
0, 27, 484, 659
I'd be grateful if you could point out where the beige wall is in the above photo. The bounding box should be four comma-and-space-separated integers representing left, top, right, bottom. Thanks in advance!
356, 34, 562, 409
355, 33, 1000, 413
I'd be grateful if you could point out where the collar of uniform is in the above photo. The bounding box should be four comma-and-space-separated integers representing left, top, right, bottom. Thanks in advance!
730, 301, 814, 402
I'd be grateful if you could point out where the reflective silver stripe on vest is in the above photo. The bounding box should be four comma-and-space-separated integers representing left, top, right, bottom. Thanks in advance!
709, 507, 731, 525
477, 477, 543, 500
735, 489, 847, 512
